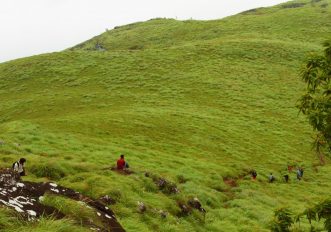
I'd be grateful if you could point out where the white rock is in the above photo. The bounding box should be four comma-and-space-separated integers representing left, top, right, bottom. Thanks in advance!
50, 188, 59, 193
27, 210, 37, 216
16, 183, 24, 188
9, 199, 23, 208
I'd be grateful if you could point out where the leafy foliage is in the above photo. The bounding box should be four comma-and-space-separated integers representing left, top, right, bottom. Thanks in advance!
298, 40, 331, 160
270, 208, 294, 232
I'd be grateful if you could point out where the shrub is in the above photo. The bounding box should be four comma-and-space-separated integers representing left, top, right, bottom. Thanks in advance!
176, 174, 188, 184
281, 3, 306, 8
270, 208, 294, 232
129, 45, 144, 50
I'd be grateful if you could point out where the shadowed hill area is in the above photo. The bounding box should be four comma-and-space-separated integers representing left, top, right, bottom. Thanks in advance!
0, 0, 331, 231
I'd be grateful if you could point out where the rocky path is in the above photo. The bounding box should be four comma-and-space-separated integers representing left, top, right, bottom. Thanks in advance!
0, 169, 125, 232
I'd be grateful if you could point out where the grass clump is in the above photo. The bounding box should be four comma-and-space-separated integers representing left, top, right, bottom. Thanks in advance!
41, 194, 102, 226
30, 162, 66, 180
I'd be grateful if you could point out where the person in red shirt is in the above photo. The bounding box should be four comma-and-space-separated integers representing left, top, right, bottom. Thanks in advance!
117, 154, 126, 170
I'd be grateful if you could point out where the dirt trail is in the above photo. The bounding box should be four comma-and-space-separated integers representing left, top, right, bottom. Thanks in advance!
0, 169, 125, 232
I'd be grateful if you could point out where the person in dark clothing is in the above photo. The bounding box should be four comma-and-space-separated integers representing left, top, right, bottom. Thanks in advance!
251, 170, 257, 180
299, 167, 304, 178
284, 174, 289, 183
13, 158, 26, 176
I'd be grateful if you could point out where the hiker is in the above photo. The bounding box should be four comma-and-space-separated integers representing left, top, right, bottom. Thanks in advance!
251, 170, 257, 180
117, 154, 129, 170
12, 158, 26, 176
299, 167, 304, 178
297, 167, 304, 180
268, 173, 275, 183
284, 174, 289, 183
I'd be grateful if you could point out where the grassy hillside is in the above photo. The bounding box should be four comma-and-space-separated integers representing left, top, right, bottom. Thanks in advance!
0, 0, 331, 231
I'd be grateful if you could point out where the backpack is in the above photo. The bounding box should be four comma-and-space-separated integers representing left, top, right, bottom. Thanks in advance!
12, 161, 19, 170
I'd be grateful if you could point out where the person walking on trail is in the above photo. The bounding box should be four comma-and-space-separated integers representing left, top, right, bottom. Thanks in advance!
117, 154, 129, 170
251, 170, 257, 180
269, 173, 275, 183
284, 174, 289, 183
299, 167, 304, 178
297, 167, 304, 180
12, 158, 26, 176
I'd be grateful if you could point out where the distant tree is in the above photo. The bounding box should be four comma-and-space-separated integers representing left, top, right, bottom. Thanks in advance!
298, 40, 331, 163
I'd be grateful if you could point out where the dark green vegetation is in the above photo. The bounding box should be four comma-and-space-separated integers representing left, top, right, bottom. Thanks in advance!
298, 41, 331, 163
0, 0, 331, 231
270, 199, 331, 231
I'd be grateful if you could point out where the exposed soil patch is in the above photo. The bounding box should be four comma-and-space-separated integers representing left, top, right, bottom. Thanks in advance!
223, 171, 249, 188
0, 169, 125, 232
223, 178, 238, 188
222, 171, 250, 204
110, 167, 133, 175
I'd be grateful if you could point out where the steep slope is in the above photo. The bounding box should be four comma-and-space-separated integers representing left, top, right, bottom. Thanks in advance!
0, 0, 331, 231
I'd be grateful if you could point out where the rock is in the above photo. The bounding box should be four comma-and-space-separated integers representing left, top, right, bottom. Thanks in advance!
188, 197, 206, 213
177, 202, 192, 216
159, 210, 167, 218
0, 169, 20, 186
99, 195, 116, 205
137, 201, 146, 213
156, 178, 179, 194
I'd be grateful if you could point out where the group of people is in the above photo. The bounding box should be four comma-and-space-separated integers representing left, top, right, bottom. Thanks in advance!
12, 156, 304, 186
250, 166, 305, 183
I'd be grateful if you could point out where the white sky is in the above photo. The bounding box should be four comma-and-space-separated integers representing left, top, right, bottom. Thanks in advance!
0, 0, 288, 63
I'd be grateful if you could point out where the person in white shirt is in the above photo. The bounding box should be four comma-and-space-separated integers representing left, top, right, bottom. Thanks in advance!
13, 158, 26, 176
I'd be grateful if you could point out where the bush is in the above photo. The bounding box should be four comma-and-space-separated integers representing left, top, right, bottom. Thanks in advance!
129, 45, 144, 50
281, 3, 306, 8
176, 174, 188, 184
270, 208, 294, 232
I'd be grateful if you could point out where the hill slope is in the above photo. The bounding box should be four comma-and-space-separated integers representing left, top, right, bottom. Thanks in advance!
0, 0, 331, 231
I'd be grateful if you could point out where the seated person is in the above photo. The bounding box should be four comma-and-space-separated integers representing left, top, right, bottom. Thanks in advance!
117, 154, 129, 170
13, 158, 26, 176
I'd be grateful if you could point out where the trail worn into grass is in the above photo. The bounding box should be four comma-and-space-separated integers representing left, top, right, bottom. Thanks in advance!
0, 169, 125, 232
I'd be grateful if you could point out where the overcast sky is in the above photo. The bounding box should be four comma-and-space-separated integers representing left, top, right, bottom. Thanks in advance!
0, 0, 288, 63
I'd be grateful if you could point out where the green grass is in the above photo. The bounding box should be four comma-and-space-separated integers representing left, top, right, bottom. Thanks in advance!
0, 0, 331, 231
